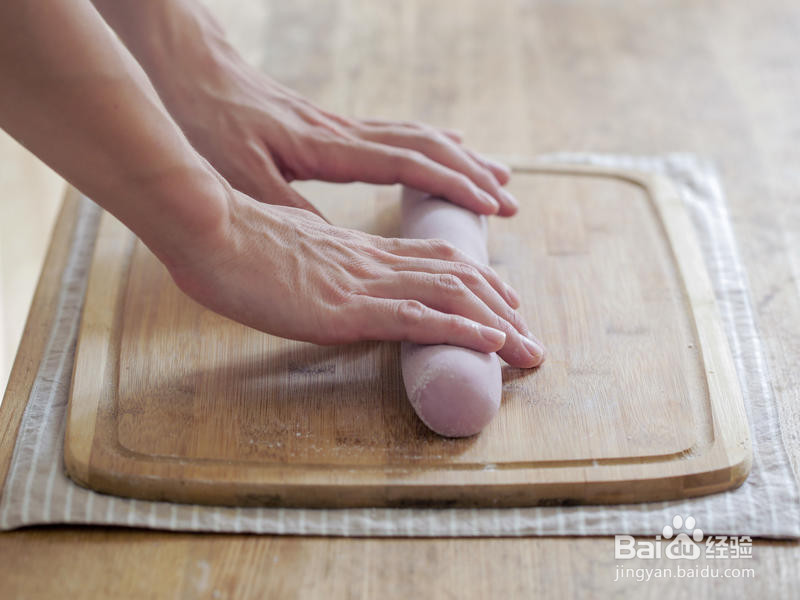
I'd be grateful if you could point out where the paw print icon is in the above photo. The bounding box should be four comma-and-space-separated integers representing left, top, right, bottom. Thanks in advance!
663, 515, 704, 560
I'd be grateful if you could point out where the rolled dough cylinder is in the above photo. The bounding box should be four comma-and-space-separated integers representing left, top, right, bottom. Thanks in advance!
400, 188, 503, 437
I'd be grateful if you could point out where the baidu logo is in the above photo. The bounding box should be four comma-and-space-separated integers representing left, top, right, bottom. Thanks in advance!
613, 515, 755, 582
615, 514, 704, 560
614, 514, 752, 561
661, 514, 704, 559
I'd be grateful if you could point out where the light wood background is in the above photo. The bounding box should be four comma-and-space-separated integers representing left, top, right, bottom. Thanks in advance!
1, 0, 799, 596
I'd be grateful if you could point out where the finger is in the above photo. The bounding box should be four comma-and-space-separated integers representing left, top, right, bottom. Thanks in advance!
369, 266, 527, 335
352, 296, 507, 354
365, 271, 543, 368
318, 107, 359, 129
439, 128, 464, 144
376, 237, 522, 309
357, 119, 464, 144
354, 125, 518, 216
357, 120, 510, 185
353, 120, 503, 182
215, 143, 327, 219
463, 149, 512, 186
390, 261, 527, 332
321, 139, 501, 215
258, 151, 330, 222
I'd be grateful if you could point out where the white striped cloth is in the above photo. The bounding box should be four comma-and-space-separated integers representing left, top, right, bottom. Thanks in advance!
2, 154, 798, 537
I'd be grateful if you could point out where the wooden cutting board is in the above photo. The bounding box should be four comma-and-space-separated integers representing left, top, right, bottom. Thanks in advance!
64, 161, 751, 507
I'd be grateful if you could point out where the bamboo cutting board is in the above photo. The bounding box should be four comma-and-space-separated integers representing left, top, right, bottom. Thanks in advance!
64, 162, 751, 507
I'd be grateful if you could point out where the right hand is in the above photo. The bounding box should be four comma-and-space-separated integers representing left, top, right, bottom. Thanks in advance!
167, 188, 546, 368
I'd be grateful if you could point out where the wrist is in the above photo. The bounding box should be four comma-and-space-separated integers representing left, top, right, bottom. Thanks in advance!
111, 161, 233, 273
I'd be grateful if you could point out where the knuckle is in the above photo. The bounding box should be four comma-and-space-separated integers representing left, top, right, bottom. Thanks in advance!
327, 283, 356, 307
411, 130, 444, 153
494, 313, 510, 333
335, 227, 360, 242
325, 293, 366, 343
445, 313, 468, 335
395, 299, 427, 327
345, 257, 379, 280
428, 238, 456, 259
397, 148, 419, 162
453, 263, 481, 286
433, 273, 463, 294
411, 122, 440, 140
303, 134, 352, 177
359, 237, 391, 259
396, 149, 424, 178
507, 309, 526, 332
307, 305, 349, 345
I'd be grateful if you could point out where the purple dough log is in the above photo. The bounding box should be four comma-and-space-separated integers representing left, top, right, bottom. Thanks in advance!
400, 187, 502, 437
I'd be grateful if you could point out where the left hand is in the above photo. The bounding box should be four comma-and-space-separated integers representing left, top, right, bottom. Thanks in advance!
146, 41, 518, 217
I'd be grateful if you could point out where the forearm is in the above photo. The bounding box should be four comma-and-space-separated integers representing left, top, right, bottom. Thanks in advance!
90, 0, 235, 106
0, 0, 228, 268
90, 0, 518, 220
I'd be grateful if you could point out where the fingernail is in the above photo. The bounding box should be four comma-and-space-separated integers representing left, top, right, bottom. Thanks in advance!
500, 189, 518, 211
480, 325, 506, 347
480, 191, 500, 213
522, 335, 545, 361
505, 284, 522, 308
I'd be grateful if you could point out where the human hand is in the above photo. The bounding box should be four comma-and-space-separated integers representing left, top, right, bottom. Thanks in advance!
167, 187, 545, 368
146, 37, 518, 217
80, 0, 542, 365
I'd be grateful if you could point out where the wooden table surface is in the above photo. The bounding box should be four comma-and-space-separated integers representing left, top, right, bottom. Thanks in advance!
2, 0, 799, 596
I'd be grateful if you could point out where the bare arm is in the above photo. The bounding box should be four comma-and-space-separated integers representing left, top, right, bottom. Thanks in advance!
0, 0, 544, 367
90, 0, 520, 217
0, 0, 227, 268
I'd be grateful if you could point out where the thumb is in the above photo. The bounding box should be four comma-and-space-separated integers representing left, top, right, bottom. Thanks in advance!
258, 152, 330, 222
